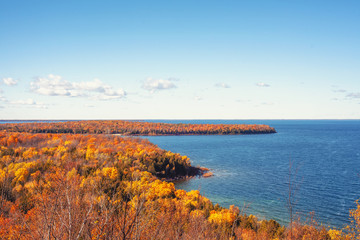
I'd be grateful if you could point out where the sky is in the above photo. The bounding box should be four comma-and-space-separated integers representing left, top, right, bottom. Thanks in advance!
0, 0, 359, 119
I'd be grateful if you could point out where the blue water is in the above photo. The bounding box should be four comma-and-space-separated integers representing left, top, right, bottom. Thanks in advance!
145, 120, 360, 229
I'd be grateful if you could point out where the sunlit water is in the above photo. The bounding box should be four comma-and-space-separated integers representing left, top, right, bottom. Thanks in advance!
145, 120, 360, 228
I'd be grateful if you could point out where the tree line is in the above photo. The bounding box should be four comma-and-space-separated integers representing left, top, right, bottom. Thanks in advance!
0, 120, 276, 135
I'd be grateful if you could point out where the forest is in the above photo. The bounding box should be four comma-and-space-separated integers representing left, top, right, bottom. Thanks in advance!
0, 120, 276, 135
0, 122, 358, 239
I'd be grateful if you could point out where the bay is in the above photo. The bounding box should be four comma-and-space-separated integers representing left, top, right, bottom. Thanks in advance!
145, 120, 360, 229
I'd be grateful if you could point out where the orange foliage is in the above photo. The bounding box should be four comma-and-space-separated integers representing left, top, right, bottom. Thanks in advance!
0, 120, 276, 135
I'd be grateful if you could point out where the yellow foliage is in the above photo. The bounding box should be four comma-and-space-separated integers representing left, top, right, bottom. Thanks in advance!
80, 175, 100, 188
0, 169, 6, 182
14, 167, 29, 183
67, 168, 78, 180
345, 199, 360, 240
190, 209, 205, 218
181, 190, 201, 209
208, 209, 236, 226
175, 189, 187, 199
56, 145, 67, 153
22, 147, 38, 159
64, 152, 73, 161
86, 145, 96, 160
147, 180, 175, 200
328, 229, 345, 240
102, 167, 118, 180
12, 162, 36, 184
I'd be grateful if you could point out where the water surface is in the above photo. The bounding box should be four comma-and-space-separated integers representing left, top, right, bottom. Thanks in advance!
145, 120, 360, 228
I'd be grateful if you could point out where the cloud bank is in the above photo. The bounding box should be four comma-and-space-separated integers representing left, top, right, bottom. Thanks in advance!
10, 98, 47, 109
30, 74, 126, 100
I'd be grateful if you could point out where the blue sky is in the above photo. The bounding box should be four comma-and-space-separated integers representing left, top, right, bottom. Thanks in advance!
0, 0, 359, 119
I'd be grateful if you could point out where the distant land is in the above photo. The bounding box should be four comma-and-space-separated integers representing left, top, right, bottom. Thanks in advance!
0, 120, 276, 135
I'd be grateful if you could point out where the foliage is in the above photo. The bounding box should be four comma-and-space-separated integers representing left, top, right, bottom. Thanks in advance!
0, 120, 276, 135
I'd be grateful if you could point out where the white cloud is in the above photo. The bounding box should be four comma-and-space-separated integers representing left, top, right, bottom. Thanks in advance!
94, 88, 126, 100
31, 74, 75, 96
10, 98, 47, 109
30, 74, 126, 100
215, 83, 230, 88
142, 78, 177, 92
256, 82, 270, 87
75, 78, 126, 100
2, 77, 18, 86
74, 78, 108, 92
194, 96, 202, 101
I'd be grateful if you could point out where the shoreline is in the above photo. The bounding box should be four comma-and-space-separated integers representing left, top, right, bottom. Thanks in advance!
164, 166, 213, 182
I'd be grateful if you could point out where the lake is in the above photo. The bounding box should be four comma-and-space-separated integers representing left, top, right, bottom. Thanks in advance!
145, 120, 360, 229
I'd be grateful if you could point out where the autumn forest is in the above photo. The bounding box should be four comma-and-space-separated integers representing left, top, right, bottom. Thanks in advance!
0, 121, 358, 239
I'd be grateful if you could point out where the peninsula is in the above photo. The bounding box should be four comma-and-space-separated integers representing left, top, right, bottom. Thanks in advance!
0, 120, 276, 135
